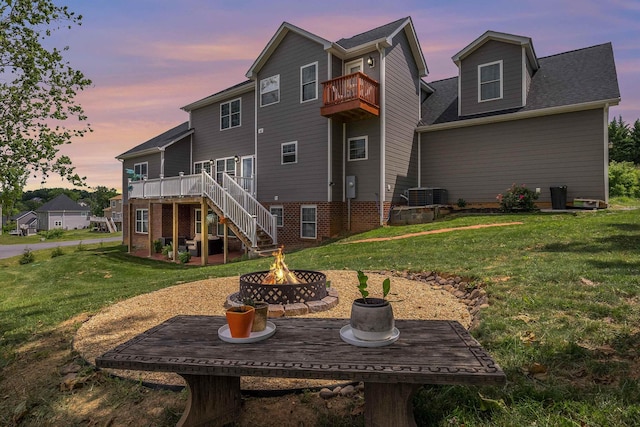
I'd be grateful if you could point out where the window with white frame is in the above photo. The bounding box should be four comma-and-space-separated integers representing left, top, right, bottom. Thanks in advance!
478, 60, 503, 102
260, 74, 280, 106
270, 206, 283, 227
194, 160, 213, 174
301, 205, 317, 239
135, 209, 148, 234
220, 98, 241, 130
300, 62, 317, 102
215, 157, 236, 183
195, 209, 215, 235
348, 136, 368, 161
133, 162, 148, 180
281, 141, 297, 164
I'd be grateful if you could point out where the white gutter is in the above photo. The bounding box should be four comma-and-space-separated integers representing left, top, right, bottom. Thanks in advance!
418, 98, 621, 133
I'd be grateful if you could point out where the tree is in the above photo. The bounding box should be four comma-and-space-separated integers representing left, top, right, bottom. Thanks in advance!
0, 1, 92, 221
630, 119, 640, 164
608, 116, 632, 163
89, 186, 118, 216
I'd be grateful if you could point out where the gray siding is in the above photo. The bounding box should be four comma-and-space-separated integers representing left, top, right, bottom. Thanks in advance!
331, 119, 344, 201
384, 30, 420, 203
421, 109, 607, 203
256, 31, 329, 202
121, 153, 162, 205
190, 89, 256, 172
345, 118, 380, 201
460, 40, 523, 116
331, 54, 342, 79
164, 136, 192, 177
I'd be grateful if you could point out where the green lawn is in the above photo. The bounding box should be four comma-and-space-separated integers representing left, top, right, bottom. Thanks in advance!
1, 206, 639, 426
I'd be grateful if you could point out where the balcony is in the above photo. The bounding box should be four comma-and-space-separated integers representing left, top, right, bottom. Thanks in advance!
321, 72, 380, 121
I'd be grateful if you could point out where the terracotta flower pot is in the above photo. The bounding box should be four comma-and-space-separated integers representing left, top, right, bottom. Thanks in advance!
350, 298, 394, 341
225, 305, 255, 338
251, 302, 269, 332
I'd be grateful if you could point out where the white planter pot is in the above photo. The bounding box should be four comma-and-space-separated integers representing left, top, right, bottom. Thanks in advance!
349, 298, 394, 341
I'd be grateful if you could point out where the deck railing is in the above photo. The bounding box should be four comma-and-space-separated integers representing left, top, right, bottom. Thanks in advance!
322, 72, 379, 108
128, 172, 276, 248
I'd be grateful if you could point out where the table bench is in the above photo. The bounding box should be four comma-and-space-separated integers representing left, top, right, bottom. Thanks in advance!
96, 315, 505, 427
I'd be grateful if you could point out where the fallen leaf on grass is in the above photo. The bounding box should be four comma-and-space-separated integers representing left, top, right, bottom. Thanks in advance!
513, 314, 535, 324
520, 331, 538, 345
103, 273, 112, 279
478, 393, 506, 412
521, 362, 548, 380
580, 277, 598, 286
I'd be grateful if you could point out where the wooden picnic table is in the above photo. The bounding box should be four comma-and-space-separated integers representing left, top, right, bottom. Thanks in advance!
96, 315, 505, 427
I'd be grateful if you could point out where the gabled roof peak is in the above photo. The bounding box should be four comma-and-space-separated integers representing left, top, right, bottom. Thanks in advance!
335, 17, 410, 49
452, 30, 539, 70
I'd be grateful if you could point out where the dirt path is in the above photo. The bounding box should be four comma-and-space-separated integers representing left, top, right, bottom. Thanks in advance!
344, 222, 523, 244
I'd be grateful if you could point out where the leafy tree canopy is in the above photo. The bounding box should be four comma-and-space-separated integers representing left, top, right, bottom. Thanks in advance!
1, 0, 92, 218
609, 116, 640, 164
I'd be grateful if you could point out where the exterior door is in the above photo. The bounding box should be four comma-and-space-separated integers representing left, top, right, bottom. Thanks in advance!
240, 155, 254, 195
344, 59, 363, 75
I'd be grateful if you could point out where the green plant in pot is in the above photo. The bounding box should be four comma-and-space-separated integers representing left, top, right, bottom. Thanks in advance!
243, 298, 269, 332
350, 270, 394, 341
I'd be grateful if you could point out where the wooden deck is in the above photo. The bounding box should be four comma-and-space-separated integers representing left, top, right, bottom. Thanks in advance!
97, 315, 505, 426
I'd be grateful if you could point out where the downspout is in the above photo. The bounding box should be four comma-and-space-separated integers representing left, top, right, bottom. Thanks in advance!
327, 51, 333, 202
254, 81, 259, 196
378, 43, 386, 225
603, 103, 610, 204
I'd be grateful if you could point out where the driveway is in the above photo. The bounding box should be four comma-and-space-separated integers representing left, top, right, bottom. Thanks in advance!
0, 236, 122, 259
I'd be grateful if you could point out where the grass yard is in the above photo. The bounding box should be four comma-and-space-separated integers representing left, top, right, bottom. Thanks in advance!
0, 205, 639, 426
0, 228, 121, 245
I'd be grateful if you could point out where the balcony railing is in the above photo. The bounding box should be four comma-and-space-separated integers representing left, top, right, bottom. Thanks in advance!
321, 72, 380, 120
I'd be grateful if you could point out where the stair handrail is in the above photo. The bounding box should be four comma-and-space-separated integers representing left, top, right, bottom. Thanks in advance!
222, 173, 277, 245
200, 171, 258, 248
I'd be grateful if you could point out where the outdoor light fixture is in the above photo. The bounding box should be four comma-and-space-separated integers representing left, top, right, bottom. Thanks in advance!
234, 155, 240, 163
367, 56, 375, 68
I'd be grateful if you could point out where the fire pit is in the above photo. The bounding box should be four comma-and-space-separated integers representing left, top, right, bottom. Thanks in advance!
226, 247, 338, 316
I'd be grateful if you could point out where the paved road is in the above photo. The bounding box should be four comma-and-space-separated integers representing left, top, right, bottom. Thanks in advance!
0, 236, 122, 259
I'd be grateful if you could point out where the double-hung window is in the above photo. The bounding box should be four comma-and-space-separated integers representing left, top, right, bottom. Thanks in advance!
478, 60, 503, 102
348, 136, 368, 161
260, 75, 280, 106
215, 157, 236, 183
220, 98, 241, 130
133, 162, 148, 180
281, 141, 297, 164
300, 62, 317, 102
270, 206, 283, 227
300, 205, 317, 239
135, 209, 148, 234
194, 160, 212, 174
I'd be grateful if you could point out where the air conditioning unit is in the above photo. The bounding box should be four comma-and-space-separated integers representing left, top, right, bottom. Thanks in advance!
407, 187, 448, 206
408, 188, 433, 206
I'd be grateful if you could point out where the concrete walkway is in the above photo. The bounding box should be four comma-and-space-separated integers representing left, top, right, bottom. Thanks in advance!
0, 236, 122, 259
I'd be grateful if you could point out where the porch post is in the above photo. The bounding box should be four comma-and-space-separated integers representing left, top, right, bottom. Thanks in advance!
201, 197, 208, 266
223, 222, 228, 265
127, 202, 133, 253
147, 200, 153, 258
172, 201, 178, 263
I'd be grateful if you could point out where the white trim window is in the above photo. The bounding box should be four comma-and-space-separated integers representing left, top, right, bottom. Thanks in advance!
215, 157, 236, 183
281, 141, 297, 164
348, 136, 368, 161
260, 74, 280, 106
135, 209, 148, 234
270, 206, 283, 227
300, 62, 318, 102
478, 60, 503, 102
300, 205, 317, 239
194, 160, 212, 174
220, 98, 241, 130
195, 209, 215, 235
133, 162, 148, 180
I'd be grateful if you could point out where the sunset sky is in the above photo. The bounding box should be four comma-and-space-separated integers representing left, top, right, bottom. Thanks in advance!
30, 0, 640, 192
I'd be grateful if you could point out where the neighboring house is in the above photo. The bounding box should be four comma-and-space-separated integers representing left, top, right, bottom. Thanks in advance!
103, 194, 123, 231
36, 194, 90, 231
118, 17, 620, 258
9, 211, 38, 236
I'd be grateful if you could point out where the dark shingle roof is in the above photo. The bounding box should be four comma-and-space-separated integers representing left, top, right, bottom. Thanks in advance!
336, 17, 409, 49
37, 194, 87, 212
421, 43, 620, 126
117, 122, 192, 159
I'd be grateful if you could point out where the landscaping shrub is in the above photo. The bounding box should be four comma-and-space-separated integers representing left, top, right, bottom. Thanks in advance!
153, 239, 163, 253
496, 183, 539, 212
38, 229, 65, 240
51, 247, 64, 258
19, 249, 34, 265
609, 161, 640, 197
178, 251, 191, 264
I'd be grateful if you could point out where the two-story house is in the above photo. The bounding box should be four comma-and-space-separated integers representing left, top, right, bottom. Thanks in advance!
117, 17, 620, 262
